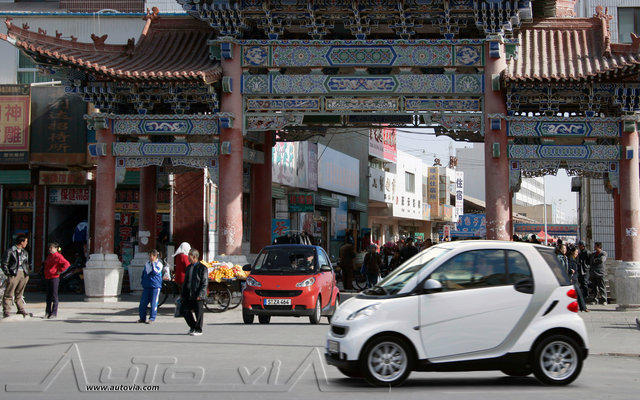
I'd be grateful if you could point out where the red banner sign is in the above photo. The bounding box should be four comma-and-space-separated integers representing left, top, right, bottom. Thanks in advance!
0, 96, 30, 163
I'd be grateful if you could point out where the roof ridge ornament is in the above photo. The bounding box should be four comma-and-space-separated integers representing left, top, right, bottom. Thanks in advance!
593, 5, 612, 56
143, 6, 161, 22
91, 33, 108, 46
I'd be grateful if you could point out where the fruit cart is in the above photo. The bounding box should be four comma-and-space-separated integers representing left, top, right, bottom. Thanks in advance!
202, 262, 248, 312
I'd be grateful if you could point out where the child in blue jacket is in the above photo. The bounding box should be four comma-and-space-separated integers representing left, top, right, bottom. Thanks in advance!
138, 249, 163, 324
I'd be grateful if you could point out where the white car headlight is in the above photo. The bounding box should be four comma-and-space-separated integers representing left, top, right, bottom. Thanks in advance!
246, 276, 261, 287
295, 277, 316, 287
347, 303, 380, 320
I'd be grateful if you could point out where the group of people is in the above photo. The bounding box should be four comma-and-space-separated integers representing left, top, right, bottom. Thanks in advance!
555, 240, 609, 311
136, 242, 209, 336
338, 235, 432, 290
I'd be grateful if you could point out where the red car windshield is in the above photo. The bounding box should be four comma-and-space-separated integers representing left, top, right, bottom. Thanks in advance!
252, 248, 317, 275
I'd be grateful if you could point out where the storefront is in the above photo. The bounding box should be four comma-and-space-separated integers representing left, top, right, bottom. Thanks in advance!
1, 184, 33, 251
46, 186, 90, 263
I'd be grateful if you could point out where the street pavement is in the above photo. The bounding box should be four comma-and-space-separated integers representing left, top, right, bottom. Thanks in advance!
1, 293, 639, 400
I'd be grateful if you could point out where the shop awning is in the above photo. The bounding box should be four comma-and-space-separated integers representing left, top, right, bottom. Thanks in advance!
315, 194, 339, 208
348, 200, 368, 213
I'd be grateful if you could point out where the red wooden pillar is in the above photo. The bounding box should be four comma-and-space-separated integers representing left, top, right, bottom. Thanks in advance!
614, 189, 622, 260
620, 124, 640, 262
250, 132, 273, 253
173, 171, 205, 254
484, 40, 511, 241
219, 42, 244, 255
94, 125, 116, 254
138, 165, 157, 252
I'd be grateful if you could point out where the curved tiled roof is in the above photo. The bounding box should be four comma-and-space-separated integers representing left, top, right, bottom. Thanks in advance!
505, 11, 640, 82
0, 14, 221, 83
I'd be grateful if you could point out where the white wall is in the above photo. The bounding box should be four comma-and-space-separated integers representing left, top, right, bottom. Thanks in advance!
392, 150, 424, 220
576, 0, 640, 43
456, 143, 485, 201
0, 16, 146, 84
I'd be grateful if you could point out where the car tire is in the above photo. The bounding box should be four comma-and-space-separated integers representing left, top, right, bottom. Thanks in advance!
327, 297, 339, 323
532, 334, 583, 386
500, 368, 532, 377
337, 366, 363, 378
360, 335, 413, 387
258, 315, 271, 324
309, 298, 322, 325
242, 308, 254, 324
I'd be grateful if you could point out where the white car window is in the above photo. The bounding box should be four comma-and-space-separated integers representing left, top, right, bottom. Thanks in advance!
430, 250, 508, 291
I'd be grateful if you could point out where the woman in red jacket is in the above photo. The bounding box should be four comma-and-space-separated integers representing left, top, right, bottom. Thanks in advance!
173, 242, 191, 286
43, 243, 70, 319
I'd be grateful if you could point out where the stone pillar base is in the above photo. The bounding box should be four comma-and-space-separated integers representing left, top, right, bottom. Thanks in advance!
127, 252, 148, 293
614, 261, 640, 310
84, 253, 123, 302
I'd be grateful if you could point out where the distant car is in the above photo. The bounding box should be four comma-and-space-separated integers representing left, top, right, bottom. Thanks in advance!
326, 241, 588, 387
242, 245, 340, 324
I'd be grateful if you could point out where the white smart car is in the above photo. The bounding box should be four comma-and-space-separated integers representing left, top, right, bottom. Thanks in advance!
326, 241, 588, 386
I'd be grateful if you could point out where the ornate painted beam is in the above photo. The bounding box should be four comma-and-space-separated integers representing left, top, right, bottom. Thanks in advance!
240, 42, 484, 67
242, 74, 484, 95
505, 116, 620, 138
112, 142, 219, 157
508, 145, 621, 160
107, 113, 234, 136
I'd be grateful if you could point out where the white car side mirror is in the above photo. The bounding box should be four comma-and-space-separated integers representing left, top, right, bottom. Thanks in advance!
422, 279, 443, 294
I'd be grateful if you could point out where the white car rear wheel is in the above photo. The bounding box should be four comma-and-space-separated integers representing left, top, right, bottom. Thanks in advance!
532, 335, 583, 385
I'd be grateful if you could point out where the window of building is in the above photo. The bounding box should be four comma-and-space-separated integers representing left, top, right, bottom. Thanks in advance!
405, 172, 415, 193
619, 8, 640, 43
17, 51, 51, 84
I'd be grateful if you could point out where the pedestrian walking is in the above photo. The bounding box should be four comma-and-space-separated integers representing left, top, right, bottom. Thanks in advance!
43, 242, 70, 319
339, 236, 356, 290
567, 246, 588, 312
173, 242, 191, 286
2, 234, 31, 318
589, 242, 608, 305
363, 244, 382, 288
555, 243, 568, 271
181, 249, 208, 336
138, 249, 163, 324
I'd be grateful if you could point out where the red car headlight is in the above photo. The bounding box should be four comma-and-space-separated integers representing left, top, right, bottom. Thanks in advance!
296, 277, 316, 287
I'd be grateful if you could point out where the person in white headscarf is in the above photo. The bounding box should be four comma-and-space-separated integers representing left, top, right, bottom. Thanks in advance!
173, 242, 191, 285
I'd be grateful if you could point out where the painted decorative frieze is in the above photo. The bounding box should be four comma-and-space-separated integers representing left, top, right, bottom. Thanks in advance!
509, 160, 619, 189
112, 142, 219, 157
116, 157, 164, 169
506, 117, 620, 138
242, 74, 484, 95
404, 98, 481, 111
241, 43, 483, 67
245, 98, 321, 112
325, 97, 400, 112
508, 145, 621, 160
245, 115, 304, 131
110, 114, 231, 136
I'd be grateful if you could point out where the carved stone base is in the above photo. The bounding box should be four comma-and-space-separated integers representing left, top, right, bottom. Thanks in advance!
127, 252, 148, 293
84, 253, 123, 302
614, 261, 640, 310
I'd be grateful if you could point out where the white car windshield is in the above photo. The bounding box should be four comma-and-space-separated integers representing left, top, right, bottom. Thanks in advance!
367, 246, 451, 295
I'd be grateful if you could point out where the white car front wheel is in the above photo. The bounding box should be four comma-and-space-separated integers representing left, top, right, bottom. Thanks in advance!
361, 336, 413, 386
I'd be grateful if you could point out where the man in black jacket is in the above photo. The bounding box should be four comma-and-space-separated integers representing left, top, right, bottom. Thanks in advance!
181, 249, 208, 335
400, 237, 419, 264
589, 242, 608, 305
577, 241, 591, 300
2, 235, 31, 318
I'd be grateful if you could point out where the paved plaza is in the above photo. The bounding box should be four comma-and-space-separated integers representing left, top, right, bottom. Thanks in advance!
1, 294, 639, 400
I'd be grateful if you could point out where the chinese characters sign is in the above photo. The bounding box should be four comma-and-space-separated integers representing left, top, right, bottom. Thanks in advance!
288, 193, 315, 213
0, 95, 30, 163
369, 127, 397, 162
271, 219, 291, 242
455, 171, 464, 221
272, 141, 318, 190
426, 167, 440, 206
452, 214, 487, 238
30, 86, 87, 164
48, 188, 90, 205
39, 171, 87, 186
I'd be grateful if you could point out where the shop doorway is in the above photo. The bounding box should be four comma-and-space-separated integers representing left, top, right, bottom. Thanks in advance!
46, 204, 88, 265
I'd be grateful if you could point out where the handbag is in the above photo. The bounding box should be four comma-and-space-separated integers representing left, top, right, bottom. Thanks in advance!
174, 298, 183, 318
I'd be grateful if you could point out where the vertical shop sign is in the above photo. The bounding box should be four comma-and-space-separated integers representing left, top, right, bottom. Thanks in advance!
0, 95, 30, 163
455, 171, 464, 222
331, 194, 348, 239
427, 167, 440, 206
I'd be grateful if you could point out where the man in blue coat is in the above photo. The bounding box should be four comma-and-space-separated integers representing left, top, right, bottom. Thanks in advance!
138, 249, 163, 324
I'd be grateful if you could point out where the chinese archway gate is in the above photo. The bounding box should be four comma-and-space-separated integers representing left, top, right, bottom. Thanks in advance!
2, 0, 638, 307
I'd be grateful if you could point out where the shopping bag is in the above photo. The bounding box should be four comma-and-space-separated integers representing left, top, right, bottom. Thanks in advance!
174, 298, 183, 318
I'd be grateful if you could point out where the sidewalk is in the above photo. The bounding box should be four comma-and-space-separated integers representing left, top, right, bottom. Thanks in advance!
2, 293, 640, 356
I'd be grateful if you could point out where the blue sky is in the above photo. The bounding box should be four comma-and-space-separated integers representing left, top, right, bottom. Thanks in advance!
396, 130, 578, 217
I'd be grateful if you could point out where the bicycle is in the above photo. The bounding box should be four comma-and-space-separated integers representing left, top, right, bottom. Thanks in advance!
158, 277, 181, 307
204, 281, 232, 312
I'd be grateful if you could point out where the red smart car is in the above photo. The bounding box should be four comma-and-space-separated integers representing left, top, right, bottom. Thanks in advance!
242, 244, 340, 324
